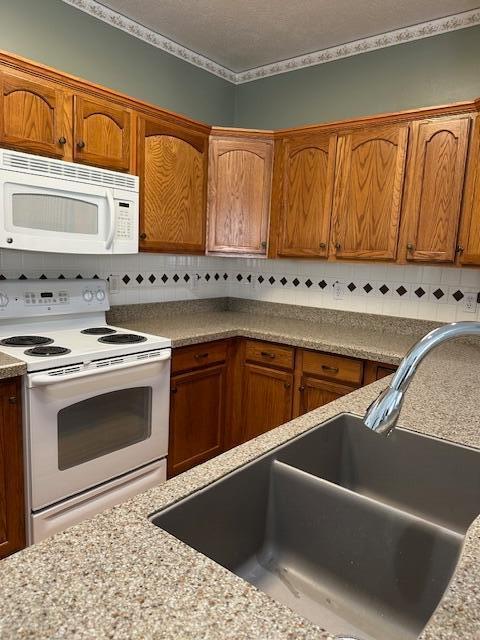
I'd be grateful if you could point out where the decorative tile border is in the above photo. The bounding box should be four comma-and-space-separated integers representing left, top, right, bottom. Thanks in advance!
2, 266, 478, 311
61, 2, 480, 84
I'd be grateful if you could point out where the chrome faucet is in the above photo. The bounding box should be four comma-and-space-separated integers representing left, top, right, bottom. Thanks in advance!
363, 321, 480, 436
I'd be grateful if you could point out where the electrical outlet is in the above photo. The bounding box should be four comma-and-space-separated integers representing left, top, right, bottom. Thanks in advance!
333, 281, 347, 300
463, 292, 477, 313
108, 274, 120, 294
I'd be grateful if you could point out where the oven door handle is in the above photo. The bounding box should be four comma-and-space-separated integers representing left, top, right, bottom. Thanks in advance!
105, 189, 116, 251
27, 350, 171, 388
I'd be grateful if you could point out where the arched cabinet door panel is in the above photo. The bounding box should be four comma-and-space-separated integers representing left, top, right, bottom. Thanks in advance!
400, 116, 471, 263
73, 95, 131, 171
0, 69, 68, 159
138, 115, 209, 253
207, 133, 273, 256
458, 116, 480, 266
274, 133, 336, 258
330, 124, 409, 261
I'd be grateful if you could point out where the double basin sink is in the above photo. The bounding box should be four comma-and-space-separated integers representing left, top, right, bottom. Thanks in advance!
152, 414, 480, 640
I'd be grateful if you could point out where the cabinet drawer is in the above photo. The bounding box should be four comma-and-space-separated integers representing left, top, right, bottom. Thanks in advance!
172, 341, 228, 374
244, 340, 295, 370
302, 350, 363, 385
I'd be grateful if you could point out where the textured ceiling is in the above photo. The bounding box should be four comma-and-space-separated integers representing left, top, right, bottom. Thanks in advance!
98, 0, 479, 72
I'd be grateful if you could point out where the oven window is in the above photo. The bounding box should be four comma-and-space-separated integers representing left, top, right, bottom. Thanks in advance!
12, 193, 99, 234
57, 388, 152, 470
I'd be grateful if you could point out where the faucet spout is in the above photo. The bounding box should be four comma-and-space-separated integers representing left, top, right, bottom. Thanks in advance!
363, 321, 480, 436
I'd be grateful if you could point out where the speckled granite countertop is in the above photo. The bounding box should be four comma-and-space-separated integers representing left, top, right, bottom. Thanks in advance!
0, 352, 26, 380
1, 301, 480, 640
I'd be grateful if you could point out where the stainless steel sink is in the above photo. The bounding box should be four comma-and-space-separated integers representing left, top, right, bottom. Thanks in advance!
151, 414, 480, 640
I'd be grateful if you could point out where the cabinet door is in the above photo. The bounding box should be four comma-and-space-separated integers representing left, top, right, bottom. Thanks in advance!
74, 95, 131, 171
298, 376, 356, 416
207, 136, 273, 255
0, 69, 68, 158
169, 365, 225, 477
275, 133, 336, 258
0, 379, 25, 559
457, 116, 480, 265
400, 117, 470, 263
331, 124, 409, 260
242, 364, 293, 442
138, 116, 208, 253
363, 361, 397, 385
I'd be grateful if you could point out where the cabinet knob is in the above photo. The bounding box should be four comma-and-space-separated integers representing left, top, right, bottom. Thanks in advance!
284, 382, 291, 389
260, 241, 267, 249
456, 245, 464, 254
335, 243, 341, 251
407, 243, 415, 252
58, 136, 67, 145
170, 388, 177, 394
299, 386, 305, 392
319, 242, 327, 249
139, 233, 147, 241
77, 140, 86, 149
8, 396, 17, 404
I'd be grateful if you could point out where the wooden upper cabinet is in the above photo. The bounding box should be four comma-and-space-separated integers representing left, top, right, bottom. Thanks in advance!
330, 124, 409, 260
0, 68, 68, 159
207, 132, 273, 255
273, 133, 336, 258
458, 116, 480, 265
400, 116, 471, 263
138, 115, 209, 253
74, 95, 131, 171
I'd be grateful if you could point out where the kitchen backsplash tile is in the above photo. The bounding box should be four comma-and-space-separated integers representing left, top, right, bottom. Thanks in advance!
1, 250, 479, 322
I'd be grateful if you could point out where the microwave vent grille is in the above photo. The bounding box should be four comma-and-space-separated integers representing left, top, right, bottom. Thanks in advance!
1, 151, 137, 191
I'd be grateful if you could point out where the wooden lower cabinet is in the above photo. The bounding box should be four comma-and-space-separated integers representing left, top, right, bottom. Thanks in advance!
297, 376, 356, 415
241, 363, 293, 441
168, 339, 397, 476
363, 360, 397, 385
168, 364, 225, 477
0, 378, 26, 559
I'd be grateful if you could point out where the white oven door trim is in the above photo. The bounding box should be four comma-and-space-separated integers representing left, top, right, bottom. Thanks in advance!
25, 350, 170, 511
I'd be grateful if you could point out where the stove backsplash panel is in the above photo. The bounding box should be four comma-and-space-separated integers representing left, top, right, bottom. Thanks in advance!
1, 250, 479, 323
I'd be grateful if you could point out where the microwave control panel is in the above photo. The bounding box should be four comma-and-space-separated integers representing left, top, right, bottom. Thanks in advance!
115, 201, 134, 240
0, 279, 109, 318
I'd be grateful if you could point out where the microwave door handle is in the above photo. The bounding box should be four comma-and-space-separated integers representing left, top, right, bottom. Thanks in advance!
105, 190, 116, 250
27, 350, 171, 388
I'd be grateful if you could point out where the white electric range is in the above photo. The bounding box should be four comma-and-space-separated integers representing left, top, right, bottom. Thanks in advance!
0, 279, 171, 544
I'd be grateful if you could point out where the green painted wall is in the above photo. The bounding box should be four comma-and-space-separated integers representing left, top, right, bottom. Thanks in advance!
0, 0, 235, 125
234, 26, 480, 129
1, 1, 479, 131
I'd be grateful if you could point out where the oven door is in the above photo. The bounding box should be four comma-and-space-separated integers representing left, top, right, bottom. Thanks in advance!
25, 350, 170, 510
1, 169, 117, 254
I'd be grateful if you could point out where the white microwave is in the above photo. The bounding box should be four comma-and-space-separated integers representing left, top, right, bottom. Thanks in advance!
0, 149, 139, 254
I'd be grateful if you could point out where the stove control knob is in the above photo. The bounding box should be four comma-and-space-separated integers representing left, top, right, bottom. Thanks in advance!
95, 289, 105, 302
0, 293, 8, 307
83, 289, 93, 302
